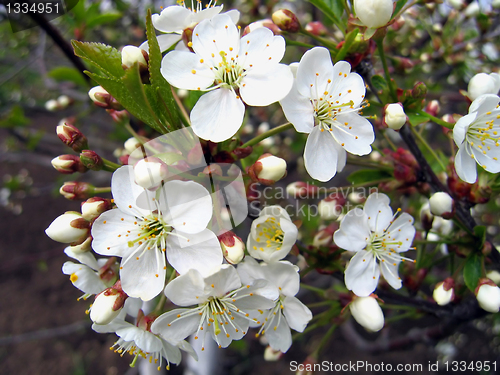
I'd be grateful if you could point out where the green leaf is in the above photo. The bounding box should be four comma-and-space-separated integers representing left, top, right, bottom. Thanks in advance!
72, 41, 125, 79
307, 0, 344, 30
334, 29, 359, 62
371, 75, 387, 91
48, 66, 88, 86
347, 169, 392, 184
0, 105, 30, 129
392, 0, 409, 18
145, 9, 179, 130
463, 252, 482, 292
407, 112, 430, 127
474, 225, 487, 249
86, 12, 122, 28
326, 0, 345, 24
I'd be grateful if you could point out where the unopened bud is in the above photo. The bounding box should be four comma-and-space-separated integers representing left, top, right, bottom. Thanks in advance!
121, 45, 148, 69
318, 194, 344, 220
124, 137, 145, 154
354, 0, 393, 29
305, 21, 327, 36
81, 197, 112, 221
384, 102, 407, 130
133, 157, 169, 190
51, 155, 88, 174
475, 278, 500, 313
425, 100, 441, 117
248, 154, 287, 185
67, 236, 92, 254
429, 192, 455, 219
45, 211, 90, 244
45, 99, 59, 112
411, 81, 428, 101
88, 86, 109, 104
467, 72, 500, 101
243, 19, 281, 36
349, 295, 384, 332
420, 203, 434, 231
90, 284, 128, 325
487, 270, 500, 285
57, 122, 88, 152
60, 181, 96, 200
80, 150, 104, 171
433, 278, 454, 305
272, 9, 301, 33
264, 346, 283, 361
219, 231, 245, 265
57, 95, 71, 108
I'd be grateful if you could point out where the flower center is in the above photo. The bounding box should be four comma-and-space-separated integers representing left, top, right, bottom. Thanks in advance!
253, 217, 284, 252
127, 214, 170, 249
214, 51, 245, 89
465, 110, 500, 164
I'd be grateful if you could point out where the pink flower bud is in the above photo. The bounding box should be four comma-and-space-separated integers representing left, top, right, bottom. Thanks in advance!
45, 211, 90, 244
248, 154, 287, 185
286, 182, 319, 199
272, 9, 301, 32
88, 86, 122, 110
60, 181, 96, 200
133, 157, 169, 190
425, 100, 441, 117
349, 294, 384, 332
51, 155, 88, 174
305, 21, 327, 36
475, 278, 500, 313
90, 282, 128, 325
81, 197, 112, 221
56, 122, 88, 152
80, 150, 104, 171
429, 192, 455, 219
433, 278, 455, 305
218, 231, 245, 265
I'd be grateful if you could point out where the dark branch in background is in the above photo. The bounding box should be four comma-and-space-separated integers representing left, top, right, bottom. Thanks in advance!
28, 13, 90, 84
398, 124, 500, 265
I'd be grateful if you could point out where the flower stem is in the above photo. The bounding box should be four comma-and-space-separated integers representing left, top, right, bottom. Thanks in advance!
240, 122, 292, 148
171, 87, 191, 127
300, 283, 325, 297
102, 159, 121, 172
375, 37, 397, 102
311, 323, 337, 358
93, 187, 112, 194
410, 125, 447, 171
416, 110, 454, 129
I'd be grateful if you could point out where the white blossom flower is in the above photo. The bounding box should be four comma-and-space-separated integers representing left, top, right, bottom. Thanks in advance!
151, 265, 277, 349
453, 94, 500, 183
280, 47, 374, 182
91, 165, 222, 301
334, 193, 416, 297
93, 310, 195, 371
146, 2, 239, 52
161, 14, 293, 142
247, 206, 298, 263
237, 257, 312, 353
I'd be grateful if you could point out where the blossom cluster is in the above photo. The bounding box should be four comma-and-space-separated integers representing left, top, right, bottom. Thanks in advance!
42, 0, 500, 370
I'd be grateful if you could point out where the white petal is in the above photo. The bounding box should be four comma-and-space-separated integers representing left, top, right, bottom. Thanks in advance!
152, 6, 192, 32
192, 14, 240, 65
469, 94, 500, 115
166, 229, 223, 277
263, 261, 300, 297
239, 28, 286, 70
304, 126, 342, 182
161, 50, 215, 90
264, 311, 292, 352
385, 212, 416, 252
453, 113, 474, 147
159, 180, 212, 234
164, 268, 206, 306
225, 9, 240, 24
120, 246, 166, 301
280, 83, 315, 133
62, 262, 106, 295
282, 296, 312, 332
333, 72, 366, 107
111, 166, 153, 217
203, 264, 241, 297
269, 217, 297, 262
151, 308, 200, 344
240, 64, 293, 106
157, 34, 182, 52
91, 209, 137, 258
191, 5, 223, 24
190, 89, 245, 142
334, 208, 370, 251
331, 113, 374, 155
455, 144, 477, 183
364, 193, 393, 233
345, 250, 379, 297
296, 47, 334, 99
379, 260, 402, 290
64, 247, 99, 270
